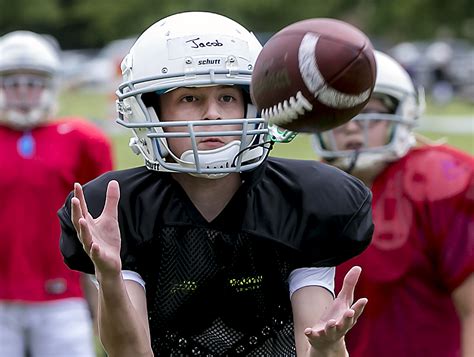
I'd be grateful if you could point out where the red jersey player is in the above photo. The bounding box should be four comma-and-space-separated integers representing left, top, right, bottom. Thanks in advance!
313, 50, 474, 357
0, 31, 113, 357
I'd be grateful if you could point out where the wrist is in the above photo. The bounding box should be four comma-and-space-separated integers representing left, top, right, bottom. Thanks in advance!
309, 338, 348, 357
96, 270, 122, 287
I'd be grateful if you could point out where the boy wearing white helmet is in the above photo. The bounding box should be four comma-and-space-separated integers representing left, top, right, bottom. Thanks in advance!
313, 50, 474, 357
59, 12, 374, 357
0, 31, 113, 357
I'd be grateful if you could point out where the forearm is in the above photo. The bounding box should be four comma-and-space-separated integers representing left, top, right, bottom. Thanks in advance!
97, 273, 153, 357
461, 313, 474, 357
80, 274, 98, 322
452, 273, 474, 357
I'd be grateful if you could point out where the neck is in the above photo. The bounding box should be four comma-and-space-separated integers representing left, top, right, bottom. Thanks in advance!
172, 172, 242, 222
350, 161, 388, 187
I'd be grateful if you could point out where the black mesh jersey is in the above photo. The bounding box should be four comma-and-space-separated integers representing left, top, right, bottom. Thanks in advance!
59, 157, 373, 356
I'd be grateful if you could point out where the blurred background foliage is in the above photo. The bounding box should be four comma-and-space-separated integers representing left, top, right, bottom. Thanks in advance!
2, 0, 472, 170
0, 0, 473, 49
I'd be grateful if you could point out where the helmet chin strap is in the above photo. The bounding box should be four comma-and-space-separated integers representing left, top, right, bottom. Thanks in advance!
170, 140, 241, 179
4, 108, 48, 130
345, 150, 360, 174
161, 139, 265, 179
333, 151, 390, 186
0, 88, 56, 130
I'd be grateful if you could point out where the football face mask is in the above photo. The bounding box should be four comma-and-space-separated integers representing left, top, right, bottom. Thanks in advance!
1, 73, 52, 112
0, 73, 56, 129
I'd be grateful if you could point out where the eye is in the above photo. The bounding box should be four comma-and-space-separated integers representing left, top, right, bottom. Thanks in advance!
368, 119, 386, 128
26, 80, 44, 89
220, 95, 235, 103
181, 95, 197, 103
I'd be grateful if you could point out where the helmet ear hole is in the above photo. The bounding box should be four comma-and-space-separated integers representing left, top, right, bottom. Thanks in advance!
141, 92, 168, 157
142, 92, 161, 117
373, 93, 398, 114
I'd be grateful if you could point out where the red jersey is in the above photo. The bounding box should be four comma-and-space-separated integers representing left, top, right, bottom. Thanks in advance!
0, 118, 113, 302
336, 145, 474, 357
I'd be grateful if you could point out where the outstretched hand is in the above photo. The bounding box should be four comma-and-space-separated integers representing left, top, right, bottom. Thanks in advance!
305, 266, 367, 352
71, 180, 122, 277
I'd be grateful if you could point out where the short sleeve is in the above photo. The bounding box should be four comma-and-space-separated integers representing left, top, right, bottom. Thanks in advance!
302, 176, 374, 267
288, 267, 335, 298
404, 146, 474, 292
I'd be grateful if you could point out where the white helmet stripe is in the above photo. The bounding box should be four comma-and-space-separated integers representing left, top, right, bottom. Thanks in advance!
298, 33, 371, 109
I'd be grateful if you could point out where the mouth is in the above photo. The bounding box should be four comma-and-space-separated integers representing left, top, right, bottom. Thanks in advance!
14, 106, 32, 114
344, 141, 363, 151
198, 137, 225, 149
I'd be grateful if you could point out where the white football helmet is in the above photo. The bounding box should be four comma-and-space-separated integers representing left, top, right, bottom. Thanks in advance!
312, 50, 425, 172
0, 31, 61, 129
116, 12, 272, 178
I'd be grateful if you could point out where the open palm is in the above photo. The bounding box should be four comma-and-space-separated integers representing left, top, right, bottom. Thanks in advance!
71, 180, 122, 276
305, 266, 367, 351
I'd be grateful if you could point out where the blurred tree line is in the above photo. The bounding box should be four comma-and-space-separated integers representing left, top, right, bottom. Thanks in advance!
0, 0, 472, 49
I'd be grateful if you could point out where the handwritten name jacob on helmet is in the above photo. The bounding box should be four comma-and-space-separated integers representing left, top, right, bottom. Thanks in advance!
186, 37, 224, 49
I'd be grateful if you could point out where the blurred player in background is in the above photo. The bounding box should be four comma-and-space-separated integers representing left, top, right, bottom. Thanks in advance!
58, 11, 374, 356
0, 31, 113, 357
313, 50, 474, 357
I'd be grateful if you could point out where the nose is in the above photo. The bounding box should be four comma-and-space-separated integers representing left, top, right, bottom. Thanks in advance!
202, 98, 222, 120
343, 120, 361, 132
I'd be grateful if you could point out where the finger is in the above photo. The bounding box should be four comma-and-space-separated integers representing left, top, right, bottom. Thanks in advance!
351, 297, 368, 322
343, 308, 355, 319
337, 309, 355, 332
337, 299, 368, 333
317, 320, 339, 341
74, 183, 90, 220
71, 197, 83, 235
325, 319, 339, 337
304, 327, 322, 339
78, 217, 93, 255
102, 180, 120, 219
89, 242, 102, 264
304, 318, 336, 338
337, 265, 362, 302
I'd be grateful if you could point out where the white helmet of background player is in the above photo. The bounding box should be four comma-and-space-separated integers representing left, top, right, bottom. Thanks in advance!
312, 50, 425, 171
116, 11, 270, 178
0, 31, 61, 129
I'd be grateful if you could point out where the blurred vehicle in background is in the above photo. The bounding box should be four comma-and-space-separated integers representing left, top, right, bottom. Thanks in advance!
60, 49, 99, 89
389, 39, 474, 104
60, 37, 136, 91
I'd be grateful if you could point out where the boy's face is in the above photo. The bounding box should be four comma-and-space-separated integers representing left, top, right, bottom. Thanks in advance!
330, 97, 392, 151
159, 85, 246, 157
0, 71, 52, 114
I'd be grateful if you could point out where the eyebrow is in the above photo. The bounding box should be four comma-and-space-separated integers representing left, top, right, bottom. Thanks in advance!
363, 109, 391, 114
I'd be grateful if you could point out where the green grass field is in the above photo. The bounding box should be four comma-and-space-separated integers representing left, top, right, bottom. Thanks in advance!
58, 89, 473, 170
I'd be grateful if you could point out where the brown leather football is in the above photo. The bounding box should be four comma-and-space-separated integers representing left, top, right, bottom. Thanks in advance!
251, 18, 376, 132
